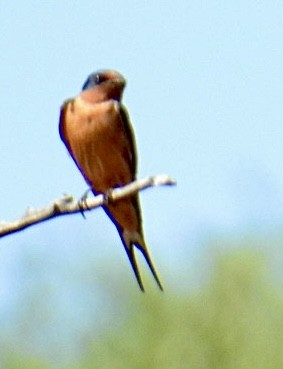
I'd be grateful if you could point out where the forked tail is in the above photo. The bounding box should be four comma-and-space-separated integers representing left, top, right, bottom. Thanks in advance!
121, 230, 163, 292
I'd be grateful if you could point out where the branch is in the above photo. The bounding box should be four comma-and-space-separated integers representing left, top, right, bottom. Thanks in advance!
0, 174, 176, 239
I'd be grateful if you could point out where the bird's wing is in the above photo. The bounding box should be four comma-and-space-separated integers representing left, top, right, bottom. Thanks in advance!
119, 104, 138, 179
59, 98, 88, 180
59, 99, 74, 157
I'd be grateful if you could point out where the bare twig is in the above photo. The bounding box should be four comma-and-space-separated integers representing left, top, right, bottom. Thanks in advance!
0, 174, 176, 238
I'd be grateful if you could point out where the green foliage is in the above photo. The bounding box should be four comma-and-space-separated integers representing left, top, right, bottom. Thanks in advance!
80, 250, 283, 369
2, 247, 283, 369
3, 352, 51, 369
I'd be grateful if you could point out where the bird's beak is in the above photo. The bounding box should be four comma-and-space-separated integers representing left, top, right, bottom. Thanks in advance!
113, 77, 126, 89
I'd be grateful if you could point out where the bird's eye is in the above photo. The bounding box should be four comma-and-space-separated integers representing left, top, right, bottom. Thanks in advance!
95, 74, 101, 84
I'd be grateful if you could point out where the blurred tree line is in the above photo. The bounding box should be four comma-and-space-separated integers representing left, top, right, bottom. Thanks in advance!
2, 247, 283, 369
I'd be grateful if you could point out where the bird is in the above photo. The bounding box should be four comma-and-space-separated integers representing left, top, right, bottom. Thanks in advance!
59, 69, 163, 291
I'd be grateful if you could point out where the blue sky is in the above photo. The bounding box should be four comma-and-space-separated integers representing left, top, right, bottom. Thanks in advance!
1, 1, 283, 296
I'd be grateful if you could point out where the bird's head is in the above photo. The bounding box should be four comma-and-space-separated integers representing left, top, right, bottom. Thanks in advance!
81, 70, 126, 103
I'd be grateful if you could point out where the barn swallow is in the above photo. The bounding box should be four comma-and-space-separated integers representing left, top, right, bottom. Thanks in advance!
59, 70, 163, 291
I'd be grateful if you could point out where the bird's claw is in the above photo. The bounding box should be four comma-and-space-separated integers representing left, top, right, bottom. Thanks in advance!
79, 188, 92, 218
103, 189, 114, 205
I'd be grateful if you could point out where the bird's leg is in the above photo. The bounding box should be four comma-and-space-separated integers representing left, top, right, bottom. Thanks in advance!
78, 188, 92, 218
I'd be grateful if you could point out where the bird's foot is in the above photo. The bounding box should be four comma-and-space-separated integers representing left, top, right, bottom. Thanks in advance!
78, 188, 92, 218
103, 189, 114, 205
